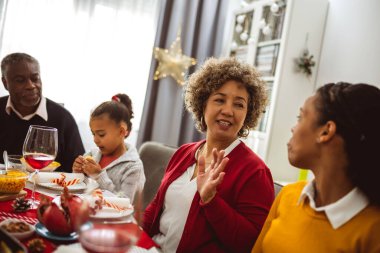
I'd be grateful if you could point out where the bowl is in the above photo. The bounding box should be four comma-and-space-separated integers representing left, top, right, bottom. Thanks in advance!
0, 170, 29, 194
0, 218, 35, 240
7, 155, 27, 171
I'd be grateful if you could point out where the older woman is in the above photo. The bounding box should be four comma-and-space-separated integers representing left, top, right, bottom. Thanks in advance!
252, 82, 380, 252
143, 58, 274, 253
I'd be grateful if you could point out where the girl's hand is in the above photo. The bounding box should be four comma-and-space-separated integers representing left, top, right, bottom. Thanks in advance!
72, 156, 85, 173
197, 148, 229, 204
82, 157, 102, 177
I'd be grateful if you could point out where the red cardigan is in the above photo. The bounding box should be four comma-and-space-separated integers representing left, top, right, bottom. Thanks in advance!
143, 141, 274, 253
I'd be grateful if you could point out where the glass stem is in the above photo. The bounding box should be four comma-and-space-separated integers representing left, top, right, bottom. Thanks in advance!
32, 170, 38, 206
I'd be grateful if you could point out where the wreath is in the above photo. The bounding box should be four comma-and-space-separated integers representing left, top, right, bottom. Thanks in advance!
296, 50, 315, 76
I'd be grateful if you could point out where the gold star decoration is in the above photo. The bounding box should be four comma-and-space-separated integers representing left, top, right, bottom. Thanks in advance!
153, 35, 196, 86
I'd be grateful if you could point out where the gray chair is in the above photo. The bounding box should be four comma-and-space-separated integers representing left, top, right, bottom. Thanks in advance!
139, 141, 177, 210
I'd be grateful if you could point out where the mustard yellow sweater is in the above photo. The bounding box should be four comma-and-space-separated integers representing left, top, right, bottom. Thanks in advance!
252, 181, 380, 253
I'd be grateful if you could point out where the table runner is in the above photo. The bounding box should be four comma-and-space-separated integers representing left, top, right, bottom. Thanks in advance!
0, 189, 158, 252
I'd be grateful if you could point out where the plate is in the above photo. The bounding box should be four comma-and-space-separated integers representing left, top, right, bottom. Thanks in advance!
87, 196, 134, 220
37, 182, 87, 192
0, 218, 35, 240
35, 222, 78, 242
90, 206, 134, 220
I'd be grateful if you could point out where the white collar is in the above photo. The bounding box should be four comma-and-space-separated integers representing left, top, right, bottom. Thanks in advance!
195, 138, 241, 159
298, 180, 369, 229
191, 139, 241, 177
5, 96, 48, 121
224, 138, 241, 155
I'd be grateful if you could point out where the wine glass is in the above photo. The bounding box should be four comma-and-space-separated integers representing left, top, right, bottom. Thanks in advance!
23, 125, 58, 208
79, 189, 143, 253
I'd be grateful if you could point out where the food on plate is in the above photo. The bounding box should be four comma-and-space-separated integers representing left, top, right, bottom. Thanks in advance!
91, 189, 131, 212
1, 221, 30, 233
0, 170, 28, 194
51, 173, 81, 187
37, 186, 90, 236
45, 161, 61, 170
0, 219, 35, 240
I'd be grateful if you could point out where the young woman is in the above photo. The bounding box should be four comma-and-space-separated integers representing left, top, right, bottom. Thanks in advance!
143, 58, 274, 253
72, 94, 145, 201
252, 82, 380, 252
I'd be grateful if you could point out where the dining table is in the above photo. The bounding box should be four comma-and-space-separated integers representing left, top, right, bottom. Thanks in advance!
0, 180, 159, 253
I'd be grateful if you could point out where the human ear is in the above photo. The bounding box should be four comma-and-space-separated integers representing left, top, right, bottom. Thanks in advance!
120, 122, 130, 138
318, 121, 336, 143
1, 77, 8, 90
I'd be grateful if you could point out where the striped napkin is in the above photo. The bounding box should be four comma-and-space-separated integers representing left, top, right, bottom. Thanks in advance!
0, 211, 38, 225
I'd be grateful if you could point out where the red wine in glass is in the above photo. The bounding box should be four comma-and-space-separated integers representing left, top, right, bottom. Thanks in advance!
24, 153, 54, 170
23, 125, 58, 208
80, 223, 139, 253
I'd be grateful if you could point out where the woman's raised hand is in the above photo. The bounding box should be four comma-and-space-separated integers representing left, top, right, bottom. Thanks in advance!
197, 148, 229, 204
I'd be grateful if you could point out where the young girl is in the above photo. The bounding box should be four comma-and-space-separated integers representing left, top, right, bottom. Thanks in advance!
72, 94, 145, 201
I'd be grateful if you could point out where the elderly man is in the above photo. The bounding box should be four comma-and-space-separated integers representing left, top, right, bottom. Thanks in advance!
0, 52, 84, 172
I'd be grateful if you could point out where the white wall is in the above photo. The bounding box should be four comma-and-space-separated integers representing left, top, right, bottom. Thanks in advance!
227, 0, 380, 183
316, 0, 380, 89
271, 0, 380, 182
265, 0, 329, 183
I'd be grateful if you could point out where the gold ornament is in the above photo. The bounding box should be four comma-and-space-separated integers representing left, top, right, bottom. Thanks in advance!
153, 35, 196, 86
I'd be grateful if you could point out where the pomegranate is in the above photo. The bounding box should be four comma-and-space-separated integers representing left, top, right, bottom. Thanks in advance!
37, 186, 90, 236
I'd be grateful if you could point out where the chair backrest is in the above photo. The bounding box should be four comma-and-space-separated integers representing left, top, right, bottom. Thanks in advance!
139, 141, 177, 209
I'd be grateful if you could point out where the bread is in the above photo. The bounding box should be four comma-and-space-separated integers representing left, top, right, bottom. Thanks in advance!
85, 156, 94, 161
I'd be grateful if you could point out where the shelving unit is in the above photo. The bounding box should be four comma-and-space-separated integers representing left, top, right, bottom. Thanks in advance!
226, 0, 329, 181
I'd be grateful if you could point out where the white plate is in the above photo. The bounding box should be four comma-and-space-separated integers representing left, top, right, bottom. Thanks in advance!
51, 194, 133, 221
87, 197, 134, 220
38, 181, 87, 192
90, 206, 134, 220
0, 218, 35, 240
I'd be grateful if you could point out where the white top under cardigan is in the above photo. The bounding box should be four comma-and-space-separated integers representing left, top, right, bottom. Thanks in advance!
153, 139, 241, 253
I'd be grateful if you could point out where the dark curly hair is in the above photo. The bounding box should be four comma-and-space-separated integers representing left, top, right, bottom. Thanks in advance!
315, 82, 380, 206
184, 57, 267, 137
91, 93, 134, 138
